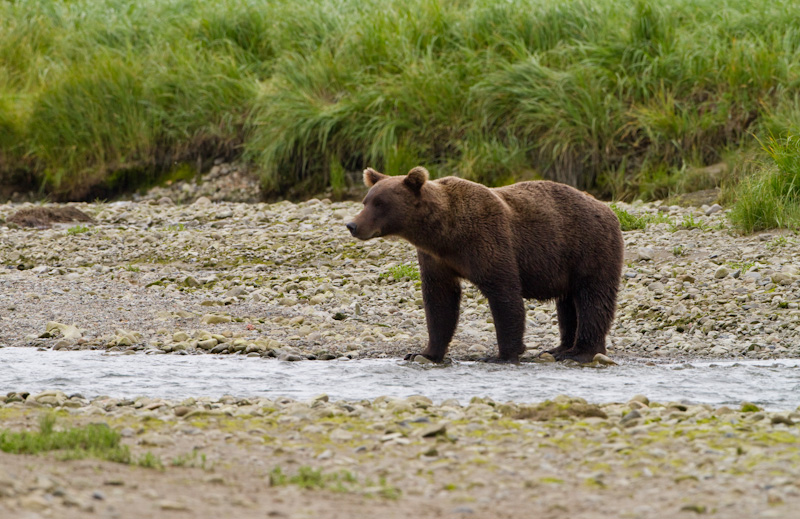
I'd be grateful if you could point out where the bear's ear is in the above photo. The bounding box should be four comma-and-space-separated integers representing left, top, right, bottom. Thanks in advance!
404, 166, 428, 193
363, 168, 388, 187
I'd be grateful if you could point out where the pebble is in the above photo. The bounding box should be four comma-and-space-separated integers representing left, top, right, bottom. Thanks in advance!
158, 500, 189, 511
452, 506, 476, 514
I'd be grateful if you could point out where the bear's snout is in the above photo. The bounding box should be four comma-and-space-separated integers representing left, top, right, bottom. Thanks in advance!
345, 222, 357, 236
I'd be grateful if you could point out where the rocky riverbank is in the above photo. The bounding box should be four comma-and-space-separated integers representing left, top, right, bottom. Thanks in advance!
0, 195, 799, 362
1, 392, 799, 519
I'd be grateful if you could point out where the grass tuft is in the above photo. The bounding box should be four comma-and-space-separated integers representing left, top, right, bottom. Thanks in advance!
670, 214, 710, 232
67, 225, 92, 235
136, 451, 164, 470
270, 466, 359, 492
611, 204, 669, 231
380, 263, 421, 281
0, 413, 131, 463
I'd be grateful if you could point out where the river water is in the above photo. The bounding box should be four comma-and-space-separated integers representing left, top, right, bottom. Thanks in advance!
1, 348, 799, 410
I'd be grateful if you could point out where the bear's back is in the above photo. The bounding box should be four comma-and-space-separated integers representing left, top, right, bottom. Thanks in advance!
494, 181, 613, 228
492, 181, 623, 294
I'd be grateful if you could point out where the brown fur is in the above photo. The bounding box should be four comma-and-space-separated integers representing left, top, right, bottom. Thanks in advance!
347, 167, 624, 363
7, 207, 94, 229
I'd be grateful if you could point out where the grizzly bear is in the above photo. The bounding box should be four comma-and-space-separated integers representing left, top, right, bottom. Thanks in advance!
346, 167, 624, 364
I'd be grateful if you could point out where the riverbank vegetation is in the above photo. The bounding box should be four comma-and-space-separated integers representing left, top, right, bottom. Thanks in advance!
2, 0, 800, 229
729, 136, 800, 232
0, 413, 129, 463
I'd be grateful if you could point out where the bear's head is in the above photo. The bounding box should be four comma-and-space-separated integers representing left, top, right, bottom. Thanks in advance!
346, 166, 429, 240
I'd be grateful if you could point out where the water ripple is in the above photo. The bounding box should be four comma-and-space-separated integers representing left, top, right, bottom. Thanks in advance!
0, 348, 798, 410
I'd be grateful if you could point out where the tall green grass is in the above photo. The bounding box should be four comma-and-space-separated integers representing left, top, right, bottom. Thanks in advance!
729, 135, 800, 232
2, 0, 800, 202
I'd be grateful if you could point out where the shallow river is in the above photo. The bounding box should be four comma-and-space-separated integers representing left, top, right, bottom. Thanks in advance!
1, 348, 799, 410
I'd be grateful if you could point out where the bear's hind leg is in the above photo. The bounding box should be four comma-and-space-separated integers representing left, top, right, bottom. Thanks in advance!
546, 296, 577, 357
557, 285, 615, 363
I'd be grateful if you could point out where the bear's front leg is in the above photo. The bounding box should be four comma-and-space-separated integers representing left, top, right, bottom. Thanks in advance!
405, 252, 462, 363
479, 276, 526, 363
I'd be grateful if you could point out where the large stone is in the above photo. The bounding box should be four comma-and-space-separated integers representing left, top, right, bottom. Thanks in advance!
29, 390, 68, 407
636, 247, 655, 261
593, 353, 617, 366
46, 321, 82, 340
535, 352, 556, 363
619, 409, 642, 426
413, 355, 434, 365
415, 422, 447, 438
201, 314, 231, 324
714, 266, 731, 279
771, 272, 796, 285
224, 286, 247, 298
183, 276, 201, 287
197, 339, 218, 350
